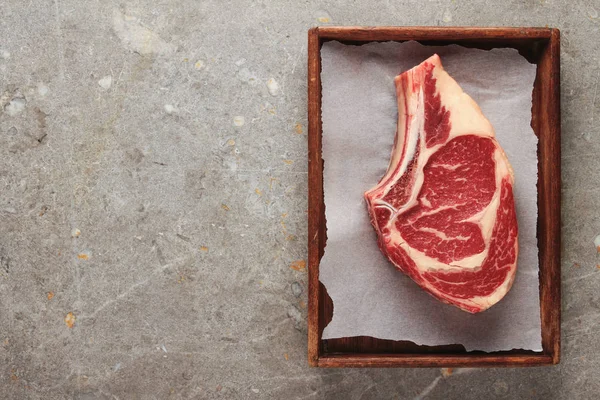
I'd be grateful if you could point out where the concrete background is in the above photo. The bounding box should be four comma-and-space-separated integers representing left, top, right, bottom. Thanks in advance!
0, 0, 598, 399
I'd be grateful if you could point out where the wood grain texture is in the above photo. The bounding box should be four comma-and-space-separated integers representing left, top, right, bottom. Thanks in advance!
307, 27, 324, 367
317, 354, 554, 368
537, 28, 561, 364
316, 26, 554, 41
307, 26, 561, 368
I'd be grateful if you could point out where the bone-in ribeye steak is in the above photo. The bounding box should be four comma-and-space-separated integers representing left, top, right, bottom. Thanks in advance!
364, 54, 518, 313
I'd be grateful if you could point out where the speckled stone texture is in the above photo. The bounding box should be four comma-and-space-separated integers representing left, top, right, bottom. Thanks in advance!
0, 0, 598, 399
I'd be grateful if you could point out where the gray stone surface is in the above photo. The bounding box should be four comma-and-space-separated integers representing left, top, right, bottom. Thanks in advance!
0, 0, 598, 399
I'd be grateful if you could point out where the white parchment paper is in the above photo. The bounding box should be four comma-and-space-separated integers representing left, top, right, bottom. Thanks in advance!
320, 41, 541, 352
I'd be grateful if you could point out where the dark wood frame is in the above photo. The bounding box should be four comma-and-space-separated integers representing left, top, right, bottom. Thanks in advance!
307, 27, 561, 368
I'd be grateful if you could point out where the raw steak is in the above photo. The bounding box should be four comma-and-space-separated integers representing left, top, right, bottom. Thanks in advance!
364, 54, 518, 313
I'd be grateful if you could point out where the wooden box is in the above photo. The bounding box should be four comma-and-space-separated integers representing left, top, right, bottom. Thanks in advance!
307, 27, 560, 368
